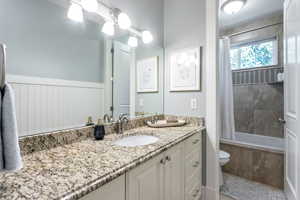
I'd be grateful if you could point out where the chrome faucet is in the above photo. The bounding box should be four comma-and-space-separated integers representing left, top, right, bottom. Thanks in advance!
117, 113, 129, 134
103, 114, 113, 123
150, 114, 159, 124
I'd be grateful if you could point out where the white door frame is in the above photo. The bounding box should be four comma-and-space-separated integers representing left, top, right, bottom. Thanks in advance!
129, 48, 136, 118
284, 0, 299, 199
103, 39, 136, 119
104, 39, 113, 117
205, 0, 220, 200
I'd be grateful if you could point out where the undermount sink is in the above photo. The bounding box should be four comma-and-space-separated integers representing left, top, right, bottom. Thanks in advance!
146, 120, 186, 128
113, 135, 159, 147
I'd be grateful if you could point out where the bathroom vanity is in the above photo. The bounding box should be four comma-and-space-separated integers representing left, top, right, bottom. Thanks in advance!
81, 131, 202, 200
0, 116, 204, 200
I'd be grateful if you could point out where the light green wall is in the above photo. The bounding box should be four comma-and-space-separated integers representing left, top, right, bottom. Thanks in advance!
0, 0, 105, 82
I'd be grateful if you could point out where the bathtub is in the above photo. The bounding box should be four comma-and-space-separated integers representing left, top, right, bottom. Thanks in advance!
220, 132, 285, 188
220, 131, 284, 153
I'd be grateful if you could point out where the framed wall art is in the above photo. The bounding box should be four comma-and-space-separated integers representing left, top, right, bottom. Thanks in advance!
169, 47, 201, 91
137, 56, 158, 93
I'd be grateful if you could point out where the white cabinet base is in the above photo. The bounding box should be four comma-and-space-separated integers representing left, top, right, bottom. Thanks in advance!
80, 131, 203, 200
126, 154, 165, 200
80, 175, 125, 200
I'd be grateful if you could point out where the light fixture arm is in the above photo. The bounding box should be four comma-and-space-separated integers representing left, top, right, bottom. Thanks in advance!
71, 0, 144, 38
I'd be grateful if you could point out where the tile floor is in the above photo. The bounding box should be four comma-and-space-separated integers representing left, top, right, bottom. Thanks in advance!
220, 173, 287, 200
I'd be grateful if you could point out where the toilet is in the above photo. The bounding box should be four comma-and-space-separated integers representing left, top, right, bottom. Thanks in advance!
219, 150, 231, 186
219, 150, 230, 166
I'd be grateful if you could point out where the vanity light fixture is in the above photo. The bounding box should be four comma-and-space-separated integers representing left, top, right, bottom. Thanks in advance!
128, 36, 138, 47
67, 2, 84, 22
142, 31, 153, 44
81, 0, 98, 13
102, 21, 115, 36
118, 12, 132, 29
66, 0, 153, 44
222, 0, 246, 15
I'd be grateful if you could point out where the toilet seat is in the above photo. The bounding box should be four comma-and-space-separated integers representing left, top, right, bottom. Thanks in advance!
219, 150, 230, 160
219, 150, 231, 166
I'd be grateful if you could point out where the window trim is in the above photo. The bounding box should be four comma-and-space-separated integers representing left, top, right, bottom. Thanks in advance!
230, 37, 279, 71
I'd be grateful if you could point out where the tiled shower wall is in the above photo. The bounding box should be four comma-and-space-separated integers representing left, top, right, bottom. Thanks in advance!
233, 80, 284, 138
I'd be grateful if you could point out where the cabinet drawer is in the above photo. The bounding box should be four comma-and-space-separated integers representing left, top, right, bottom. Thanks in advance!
185, 165, 201, 193
184, 133, 201, 158
185, 149, 201, 184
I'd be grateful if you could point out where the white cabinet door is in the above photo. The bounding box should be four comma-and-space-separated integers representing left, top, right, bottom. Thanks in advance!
164, 144, 184, 200
80, 175, 125, 200
126, 154, 165, 200
184, 132, 202, 200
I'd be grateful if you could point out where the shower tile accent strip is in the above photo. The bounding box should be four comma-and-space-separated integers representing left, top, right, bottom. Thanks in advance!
220, 143, 284, 189
0, 119, 204, 200
232, 67, 283, 85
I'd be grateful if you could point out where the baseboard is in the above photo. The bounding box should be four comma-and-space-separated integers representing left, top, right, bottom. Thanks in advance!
200, 186, 206, 200
203, 186, 219, 200
285, 179, 297, 200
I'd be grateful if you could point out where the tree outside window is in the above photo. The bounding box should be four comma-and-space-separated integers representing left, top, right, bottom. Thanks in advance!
230, 39, 278, 70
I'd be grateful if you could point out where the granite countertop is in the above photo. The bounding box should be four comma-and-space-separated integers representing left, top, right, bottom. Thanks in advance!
0, 125, 204, 200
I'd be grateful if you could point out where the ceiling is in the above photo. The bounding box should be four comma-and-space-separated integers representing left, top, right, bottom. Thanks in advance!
219, 0, 284, 30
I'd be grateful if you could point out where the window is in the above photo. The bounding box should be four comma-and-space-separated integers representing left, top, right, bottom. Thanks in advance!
230, 38, 278, 70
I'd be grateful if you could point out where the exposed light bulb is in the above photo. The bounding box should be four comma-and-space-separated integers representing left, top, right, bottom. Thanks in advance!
118, 12, 131, 29
81, 0, 98, 13
222, 0, 245, 15
68, 3, 84, 22
128, 36, 138, 47
142, 31, 153, 44
101, 21, 115, 36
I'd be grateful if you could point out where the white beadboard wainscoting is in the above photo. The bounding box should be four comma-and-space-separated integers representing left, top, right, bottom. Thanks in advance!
7, 75, 105, 137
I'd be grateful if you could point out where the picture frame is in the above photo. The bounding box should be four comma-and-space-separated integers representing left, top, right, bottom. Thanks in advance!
169, 47, 201, 91
137, 56, 159, 93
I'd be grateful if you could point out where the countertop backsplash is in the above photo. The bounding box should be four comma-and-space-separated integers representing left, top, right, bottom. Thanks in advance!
19, 115, 204, 155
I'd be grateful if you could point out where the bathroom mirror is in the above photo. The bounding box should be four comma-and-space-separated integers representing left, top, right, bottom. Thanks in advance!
0, 0, 164, 137
103, 36, 164, 119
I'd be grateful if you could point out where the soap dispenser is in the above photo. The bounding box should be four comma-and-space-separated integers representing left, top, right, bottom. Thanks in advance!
94, 119, 105, 140
86, 116, 95, 126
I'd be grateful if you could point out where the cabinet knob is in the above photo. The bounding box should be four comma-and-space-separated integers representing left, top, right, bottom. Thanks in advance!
193, 189, 200, 197
193, 161, 200, 168
160, 158, 166, 165
166, 156, 171, 161
193, 139, 200, 144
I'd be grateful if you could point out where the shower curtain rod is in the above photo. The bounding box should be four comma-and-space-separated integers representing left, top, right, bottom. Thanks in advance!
221, 22, 283, 38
